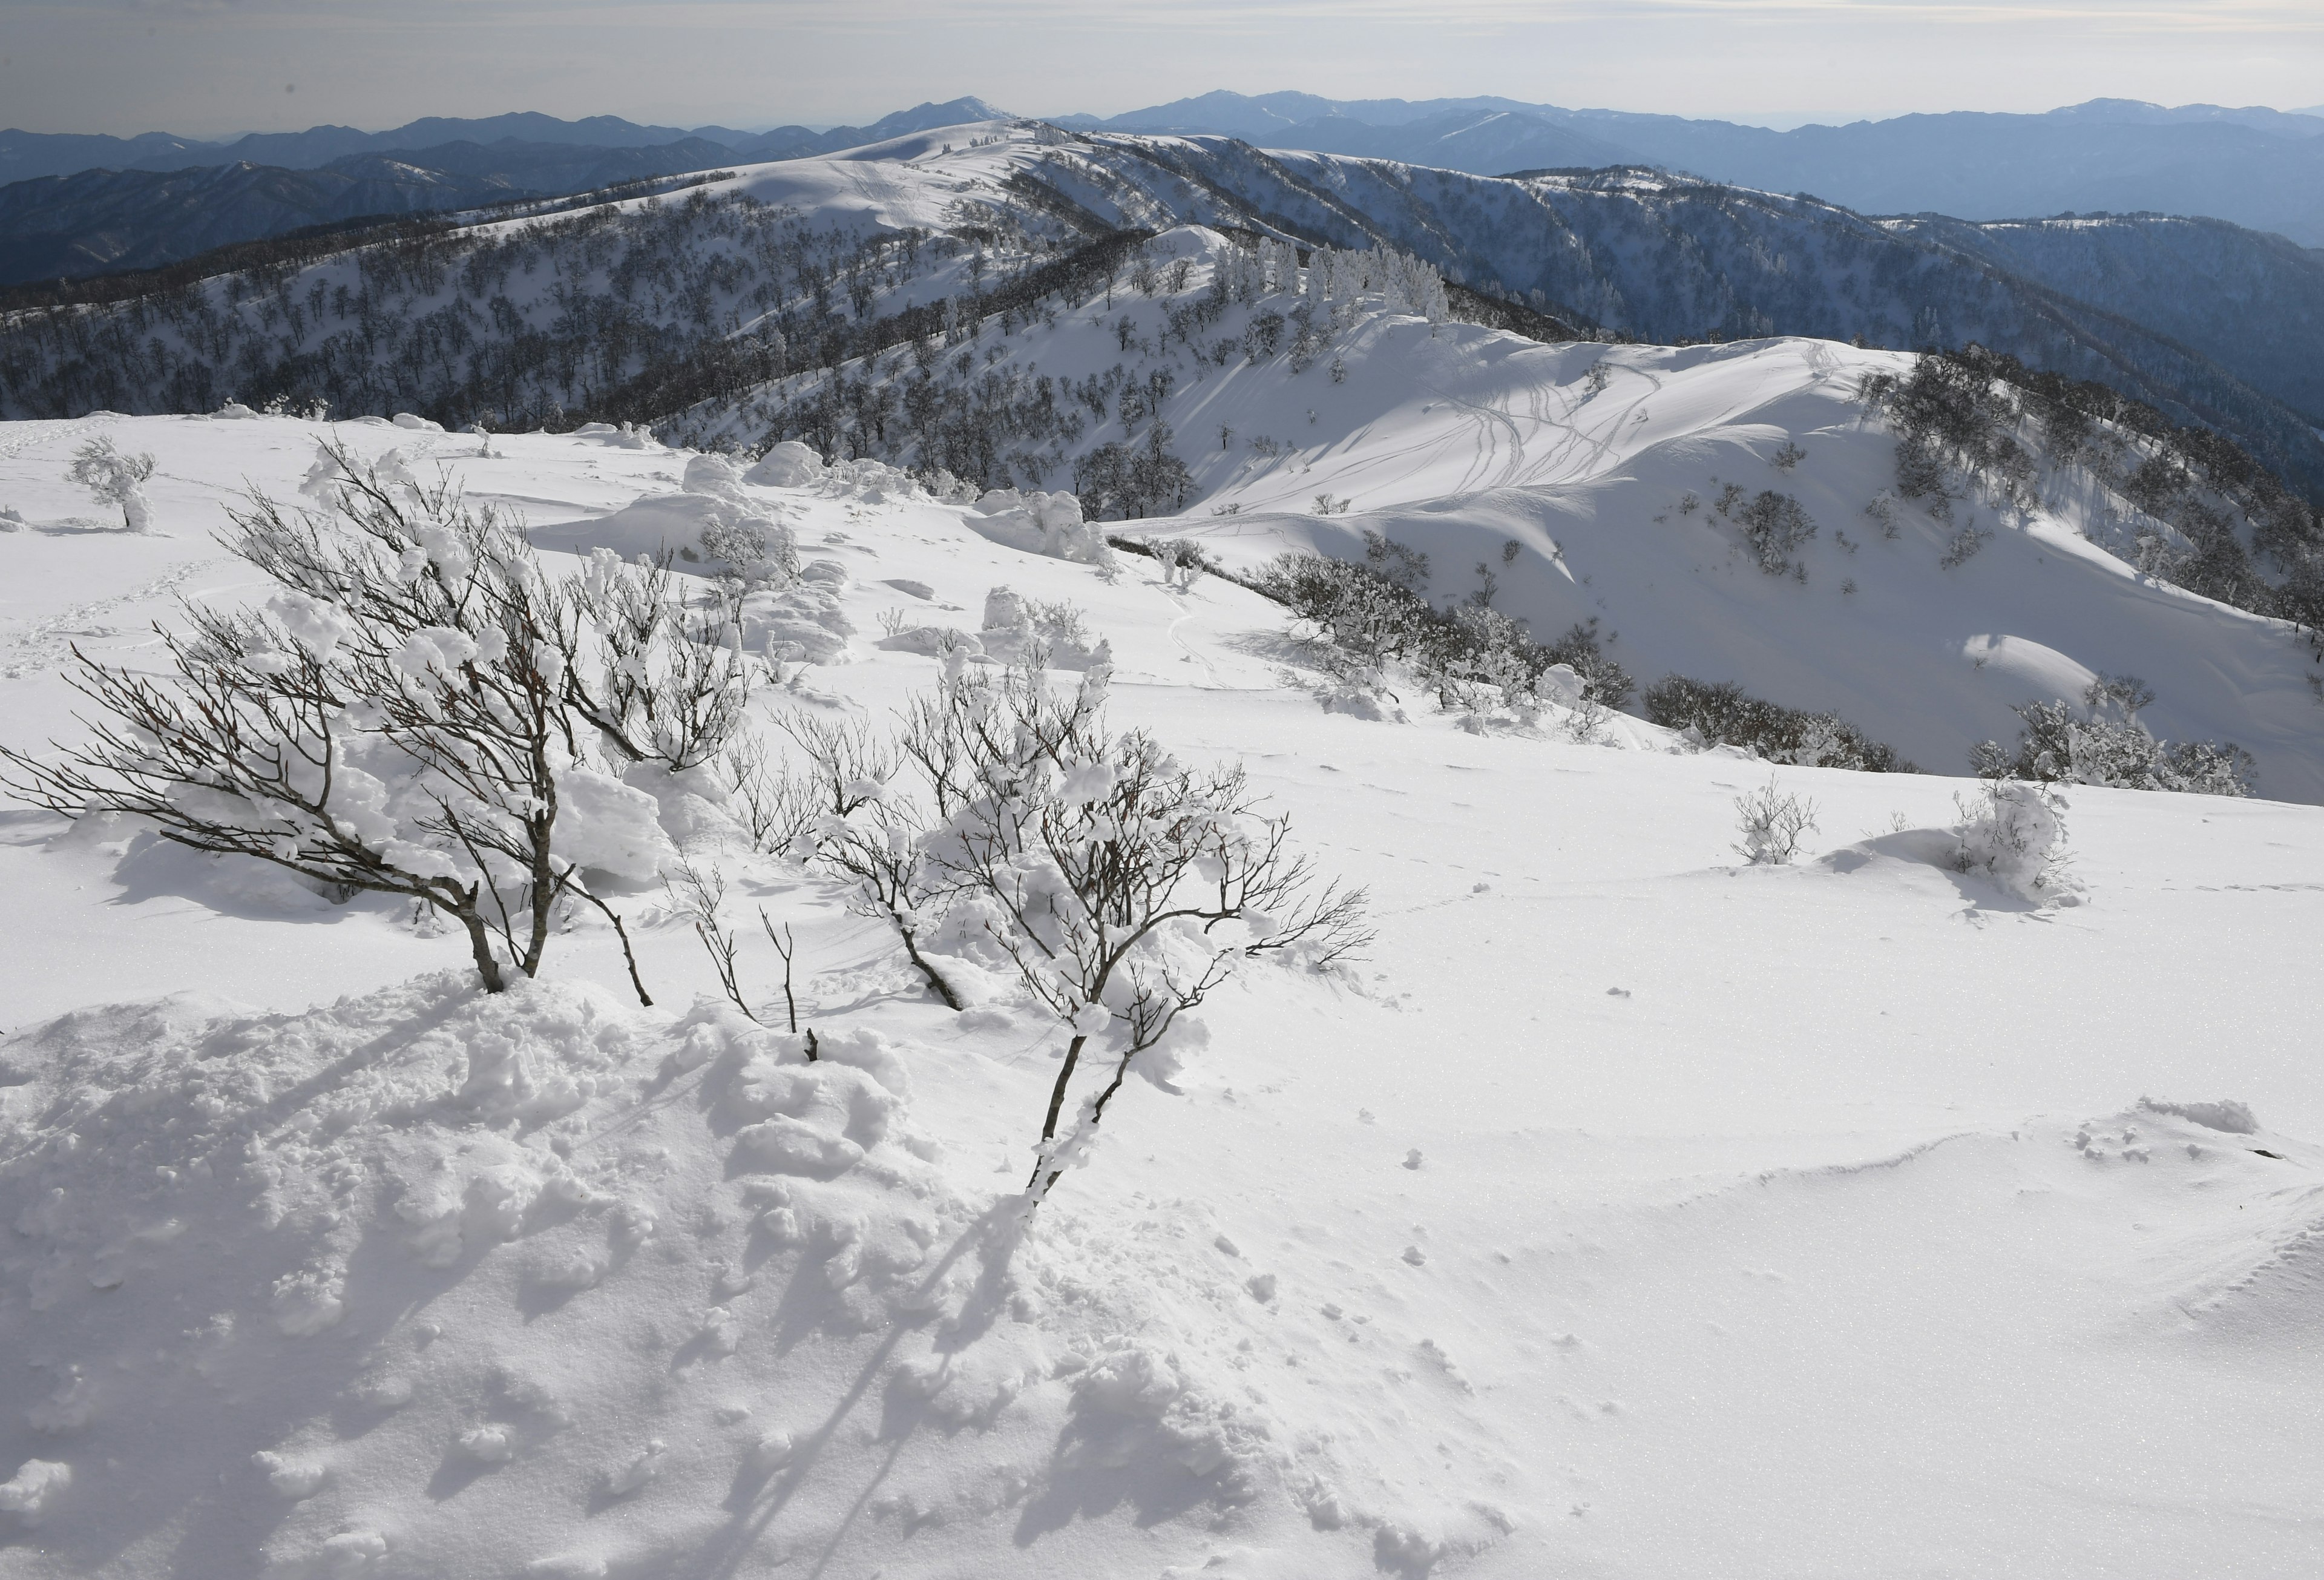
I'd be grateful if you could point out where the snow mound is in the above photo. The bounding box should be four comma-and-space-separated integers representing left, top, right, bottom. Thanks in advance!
0, 977, 1436, 1576
965, 489, 1114, 568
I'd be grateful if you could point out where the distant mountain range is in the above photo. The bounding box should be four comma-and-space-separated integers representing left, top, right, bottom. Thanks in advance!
0, 100, 1011, 183
0, 100, 1009, 286
0, 140, 737, 285
1057, 93, 2324, 248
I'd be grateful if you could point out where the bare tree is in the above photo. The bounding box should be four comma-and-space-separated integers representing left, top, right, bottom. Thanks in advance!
1, 449, 749, 997
785, 711, 964, 1010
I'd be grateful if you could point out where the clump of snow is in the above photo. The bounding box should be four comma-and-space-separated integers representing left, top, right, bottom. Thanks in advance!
743, 439, 825, 488
0, 1458, 71, 1526
554, 478, 795, 575
2138, 1096, 2259, 1134
966, 489, 1115, 570
569, 421, 658, 450
740, 574, 855, 663
977, 584, 1105, 668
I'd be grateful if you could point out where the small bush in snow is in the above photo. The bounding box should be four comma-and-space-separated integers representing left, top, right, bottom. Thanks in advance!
1313, 493, 1352, 516
1970, 676, 2253, 796
784, 654, 1370, 1202
1733, 779, 1818, 864
1939, 522, 1992, 568
67, 435, 156, 532
1735, 490, 1817, 575
700, 514, 799, 585
1952, 780, 2078, 903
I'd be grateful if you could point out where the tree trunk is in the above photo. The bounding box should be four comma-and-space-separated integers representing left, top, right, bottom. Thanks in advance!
461, 910, 507, 993
898, 921, 964, 1010
1026, 1032, 1087, 1190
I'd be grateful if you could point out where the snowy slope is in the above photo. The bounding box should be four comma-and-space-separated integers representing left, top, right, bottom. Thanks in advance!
1, 411, 2321, 1579
684, 227, 2324, 803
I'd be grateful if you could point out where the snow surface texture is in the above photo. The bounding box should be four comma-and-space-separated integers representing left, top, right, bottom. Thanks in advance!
1, 400, 2321, 1578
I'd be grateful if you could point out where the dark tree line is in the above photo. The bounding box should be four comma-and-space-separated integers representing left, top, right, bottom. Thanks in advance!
0, 186, 1082, 432
1864, 346, 2324, 647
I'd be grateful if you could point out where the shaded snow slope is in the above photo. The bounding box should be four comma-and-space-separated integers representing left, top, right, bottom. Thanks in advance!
2, 413, 2321, 1578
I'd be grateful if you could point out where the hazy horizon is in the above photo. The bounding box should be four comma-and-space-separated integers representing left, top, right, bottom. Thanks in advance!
10, 93, 2324, 146
4, 0, 2320, 141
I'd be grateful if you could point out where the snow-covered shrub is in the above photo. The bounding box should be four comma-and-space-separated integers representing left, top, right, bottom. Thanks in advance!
66, 435, 155, 531
783, 647, 1371, 1200
1733, 778, 1818, 864
1643, 676, 1915, 772
1970, 676, 2253, 795
1257, 553, 1440, 674
904, 656, 1370, 1200
1940, 522, 1993, 568
1735, 490, 1816, 574
1538, 619, 1635, 708
783, 711, 963, 1010
1, 443, 757, 995
1258, 544, 1633, 720
1147, 536, 1219, 590
967, 487, 1116, 569
1952, 780, 2078, 903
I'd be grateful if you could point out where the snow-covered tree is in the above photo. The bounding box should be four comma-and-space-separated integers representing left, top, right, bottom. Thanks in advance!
66, 435, 156, 532
904, 656, 1370, 1200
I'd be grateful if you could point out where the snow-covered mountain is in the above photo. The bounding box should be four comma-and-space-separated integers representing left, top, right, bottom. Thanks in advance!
0, 387, 2320, 1578
0, 101, 1019, 186
1066, 90, 2324, 247
10, 120, 2322, 501
1882, 211, 2324, 423
5, 121, 2317, 799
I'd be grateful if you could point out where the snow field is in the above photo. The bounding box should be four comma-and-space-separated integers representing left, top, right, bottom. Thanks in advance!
0, 400, 2319, 1576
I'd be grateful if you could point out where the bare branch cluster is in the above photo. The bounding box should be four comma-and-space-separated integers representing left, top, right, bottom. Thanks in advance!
789, 653, 1370, 1200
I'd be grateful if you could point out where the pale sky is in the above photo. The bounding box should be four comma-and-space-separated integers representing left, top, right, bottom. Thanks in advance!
2, 0, 2319, 139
